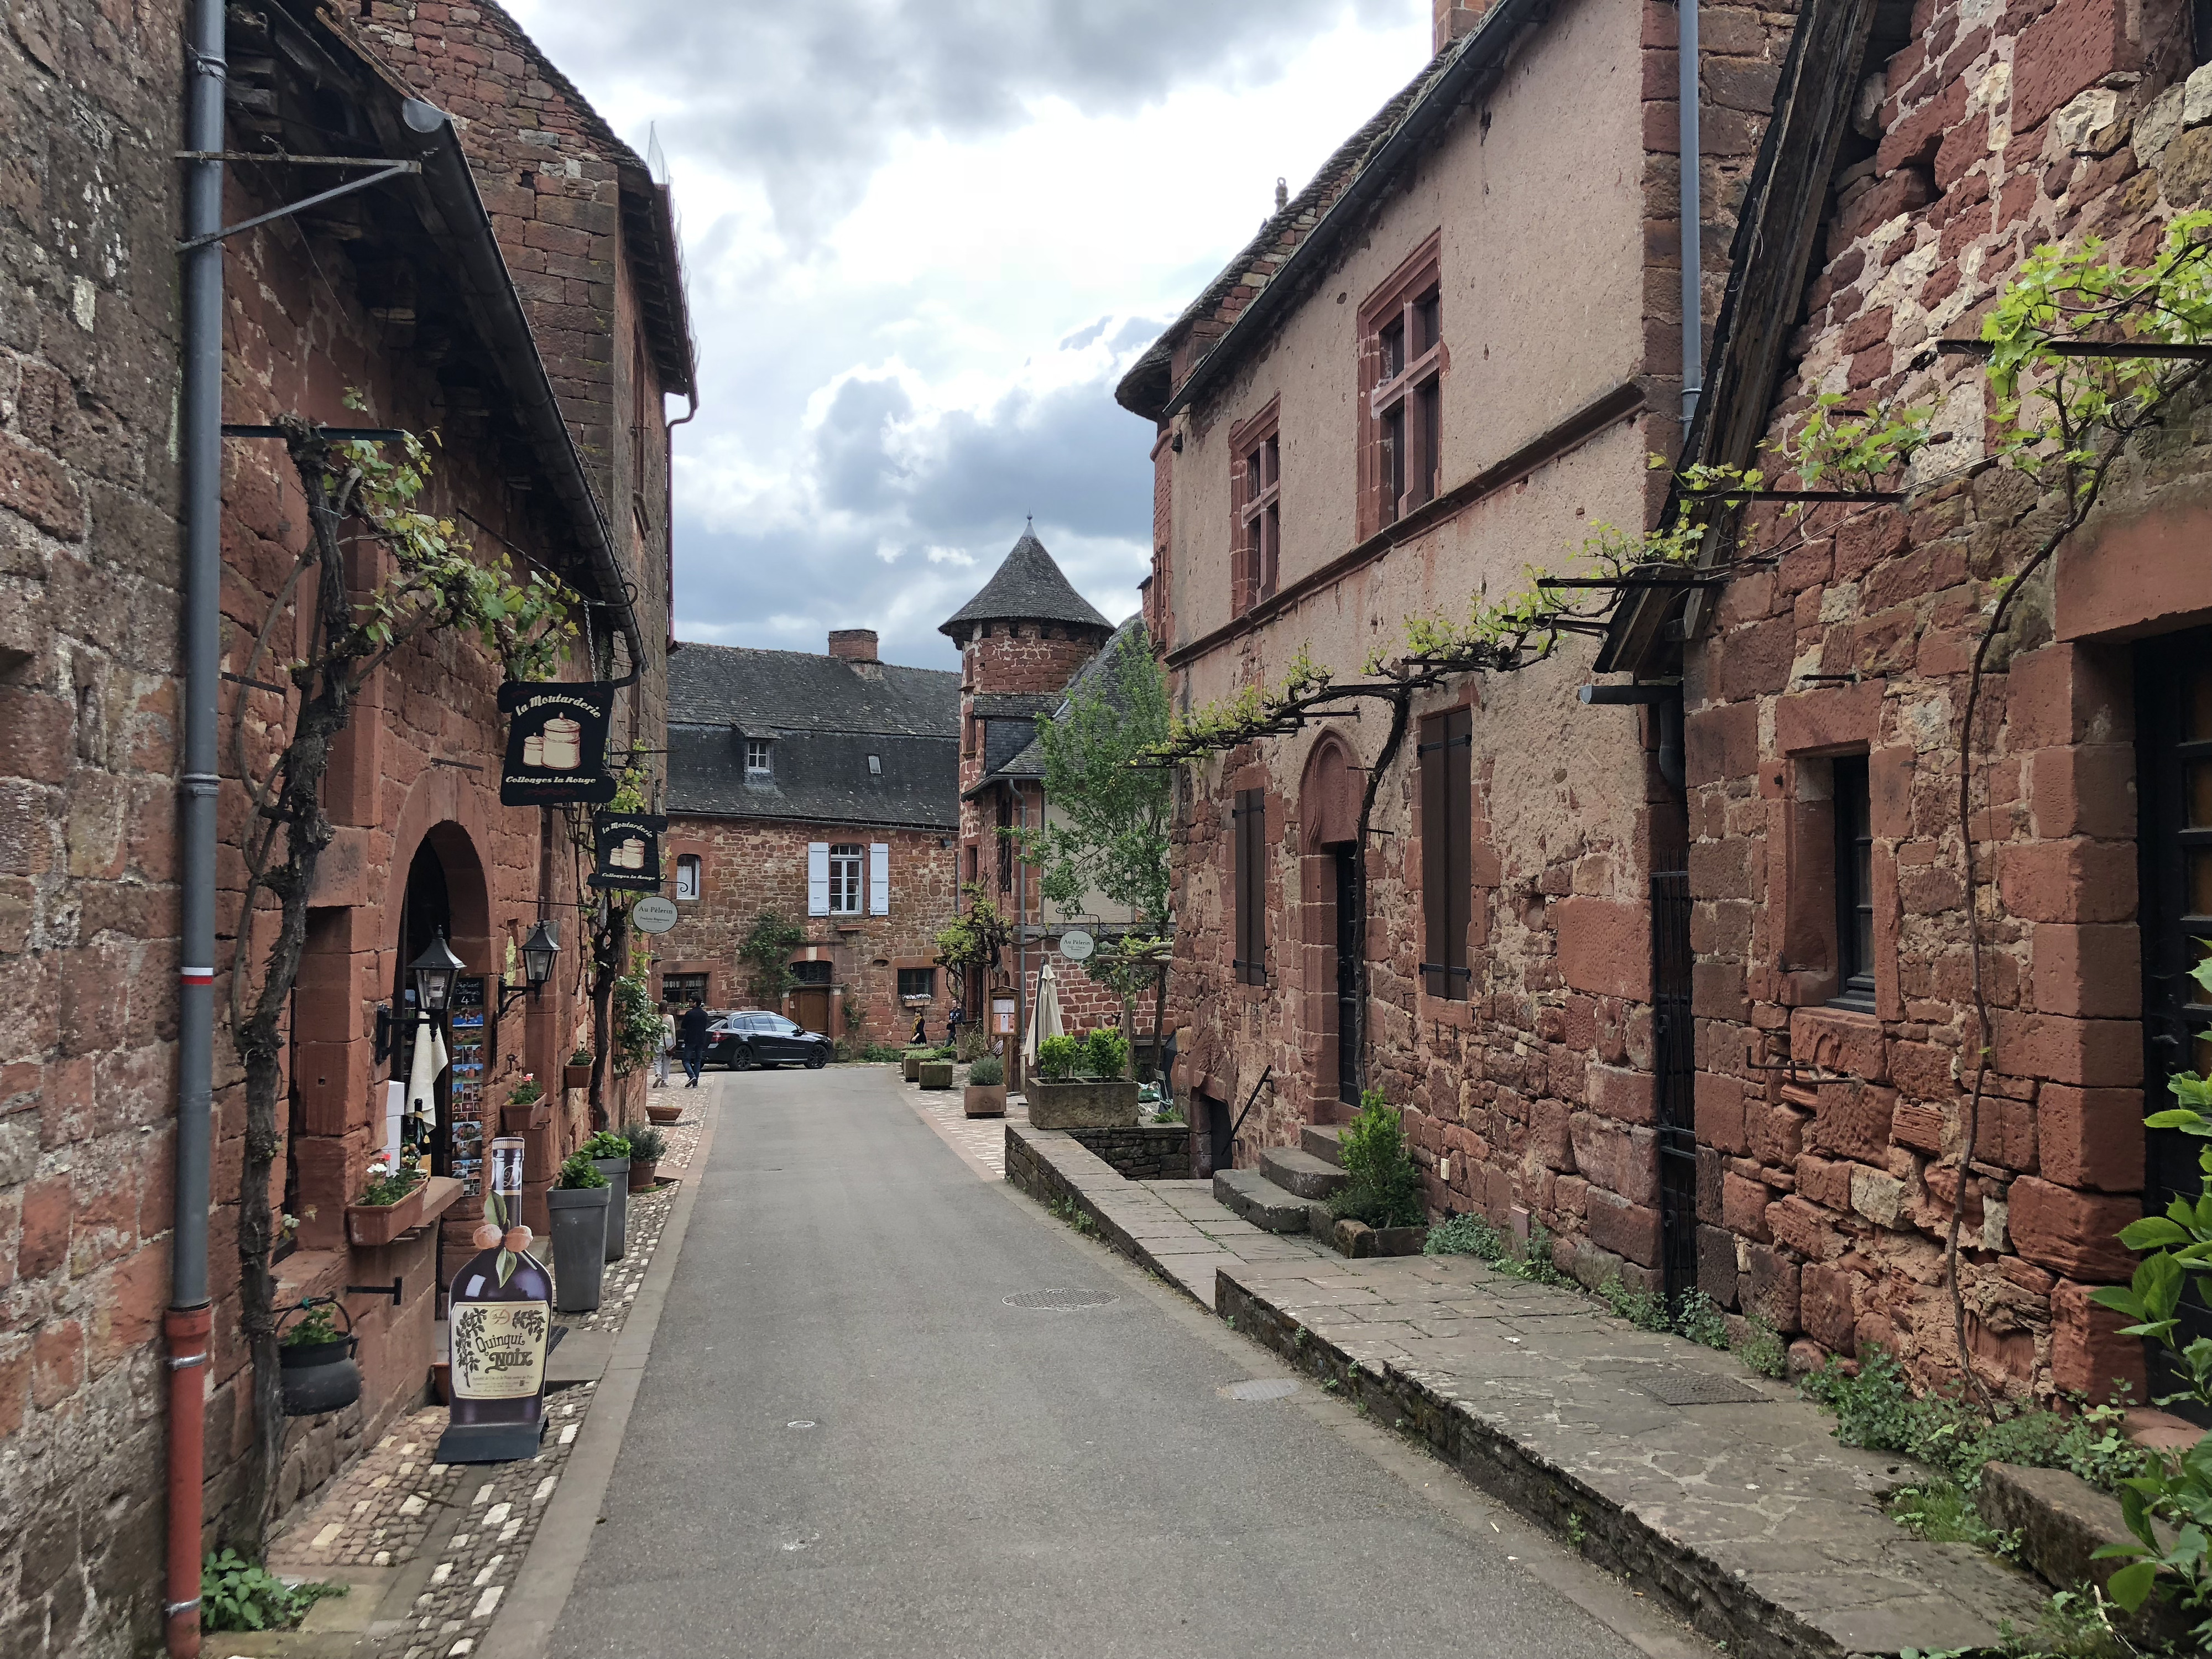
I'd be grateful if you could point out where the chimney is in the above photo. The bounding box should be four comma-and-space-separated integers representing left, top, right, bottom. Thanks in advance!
1433, 0, 1476, 54
828, 628, 879, 663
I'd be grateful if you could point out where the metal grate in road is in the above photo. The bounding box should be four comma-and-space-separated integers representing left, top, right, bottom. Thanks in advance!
1004, 1287, 1118, 1310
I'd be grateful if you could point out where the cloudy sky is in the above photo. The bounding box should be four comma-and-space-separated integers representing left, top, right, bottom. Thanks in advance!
502, 0, 1432, 670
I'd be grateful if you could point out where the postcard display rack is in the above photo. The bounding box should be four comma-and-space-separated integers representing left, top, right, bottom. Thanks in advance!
448, 976, 488, 1196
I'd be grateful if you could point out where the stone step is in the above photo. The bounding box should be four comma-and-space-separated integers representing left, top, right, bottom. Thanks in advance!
1213, 1167, 1316, 1234
1261, 1144, 1348, 1199
1301, 1124, 1345, 1168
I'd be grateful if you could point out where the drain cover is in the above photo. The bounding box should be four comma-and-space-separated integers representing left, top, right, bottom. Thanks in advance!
1220, 1378, 1300, 1402
1623, 1367, 1771, 1407
1005, 1287, 1118, 1310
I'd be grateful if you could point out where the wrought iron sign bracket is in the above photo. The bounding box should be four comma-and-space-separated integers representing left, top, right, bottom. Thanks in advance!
176, 159, 421, 252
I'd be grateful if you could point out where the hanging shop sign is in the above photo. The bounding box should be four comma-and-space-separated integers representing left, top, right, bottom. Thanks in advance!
497, 681, 618, 806
437, 1135, 554, 1464
630, 895, 679, 934
589, 811, 668, 892
1058, 928, 1095, 963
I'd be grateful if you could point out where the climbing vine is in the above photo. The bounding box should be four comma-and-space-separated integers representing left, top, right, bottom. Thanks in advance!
226, 408, 578, 1545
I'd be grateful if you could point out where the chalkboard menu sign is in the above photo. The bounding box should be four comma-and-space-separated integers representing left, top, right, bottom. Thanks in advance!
448, 975, 488, 1196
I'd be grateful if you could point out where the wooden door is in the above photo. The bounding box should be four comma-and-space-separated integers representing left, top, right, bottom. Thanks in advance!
792, 987, 832, 1037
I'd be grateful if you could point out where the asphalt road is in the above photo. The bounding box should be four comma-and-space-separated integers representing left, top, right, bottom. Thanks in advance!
546, 1067, 1701, 1658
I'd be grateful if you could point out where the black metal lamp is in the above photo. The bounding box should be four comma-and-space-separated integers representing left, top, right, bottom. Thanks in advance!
409, 928, 466, 1014
499, 918, 560, 1015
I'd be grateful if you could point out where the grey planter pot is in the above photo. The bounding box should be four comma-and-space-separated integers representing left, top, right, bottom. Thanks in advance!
592, 1157, 630, 1261
1027, 1079, 1141, 1130
918, 1061, 954, 1090
546, 1185, 610, 1312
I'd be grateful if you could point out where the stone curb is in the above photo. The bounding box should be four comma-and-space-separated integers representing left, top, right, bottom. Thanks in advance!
474, 1097, 721, 1659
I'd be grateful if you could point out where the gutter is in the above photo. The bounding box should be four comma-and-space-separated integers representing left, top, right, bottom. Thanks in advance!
170, 4, 223, 1651
1161, 0, 1548, 421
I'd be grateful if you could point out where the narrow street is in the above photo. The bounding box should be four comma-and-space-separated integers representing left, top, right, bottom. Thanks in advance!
542, 1068, 1703, 1659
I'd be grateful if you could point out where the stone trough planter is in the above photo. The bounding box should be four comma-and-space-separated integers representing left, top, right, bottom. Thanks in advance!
1027, 1078, 1140, 1130
1329, 1218, 1427, 1259
645, 1102, 683, 1125
918, 1060, 954, 1090
963, 1082, 1006, 1118
904, 1052, 925, 1083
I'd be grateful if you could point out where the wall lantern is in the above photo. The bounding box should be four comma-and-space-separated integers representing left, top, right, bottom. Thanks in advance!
410, 928, 466, 1015
499, 919, 561, 1016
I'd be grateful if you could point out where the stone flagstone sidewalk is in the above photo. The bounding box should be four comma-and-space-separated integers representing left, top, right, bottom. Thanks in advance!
1005, 1118, 2047, 1659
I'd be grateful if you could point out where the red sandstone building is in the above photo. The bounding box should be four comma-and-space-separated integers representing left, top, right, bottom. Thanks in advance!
656, 632, 960, 1045
1130, 0, 2212, 1405
2, 1, 687, 1650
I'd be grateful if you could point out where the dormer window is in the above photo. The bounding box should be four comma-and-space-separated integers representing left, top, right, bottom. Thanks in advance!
868, 754, 882, 775
745, 738, 772, 776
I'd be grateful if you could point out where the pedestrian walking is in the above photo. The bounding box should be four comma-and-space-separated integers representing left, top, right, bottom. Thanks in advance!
910, 1006, 927, 1047
679, 996, 711, 1087
654, 1004, 676, 1087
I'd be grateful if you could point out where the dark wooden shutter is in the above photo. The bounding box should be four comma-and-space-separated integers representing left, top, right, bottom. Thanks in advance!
1418, 708, 1473, 1000
1232, 789, 1266, 986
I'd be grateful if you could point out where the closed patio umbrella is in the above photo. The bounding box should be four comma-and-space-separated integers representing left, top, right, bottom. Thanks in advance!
1023, 958, 1065, 1075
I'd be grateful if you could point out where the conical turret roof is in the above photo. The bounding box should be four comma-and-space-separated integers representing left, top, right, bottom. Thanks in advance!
938, 529, 1112, 639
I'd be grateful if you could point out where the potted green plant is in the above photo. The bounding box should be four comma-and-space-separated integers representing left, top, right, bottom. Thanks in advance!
963, 1052, 1006, 1118
581, 1129, 631, 1261
345, 1150, 427, 1247
904, 1046, 928, 1083
1325, 1091, 1428, 1257
625, 1123, 667, 1191
502, 1072, 548, 1133
545, 1152, 609, 1312
276, 1298, 362, 1416
564, 1048, 594, 1091
1027, 1029, 1140, 1130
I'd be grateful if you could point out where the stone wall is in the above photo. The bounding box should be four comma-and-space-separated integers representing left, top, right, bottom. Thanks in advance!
0, 1, 189, 1649
656, 816, 956, 1047
1066, 1125, 1191, 1181
1675, 0, 2212, 1397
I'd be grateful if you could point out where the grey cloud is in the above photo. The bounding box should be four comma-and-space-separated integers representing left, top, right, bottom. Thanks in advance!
521, 0, 1402, 238
677, 326, 1158, 669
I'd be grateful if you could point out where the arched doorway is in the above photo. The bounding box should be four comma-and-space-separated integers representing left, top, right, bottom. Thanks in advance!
1301, 733, 1362, 1114
392, 826, 493, 1183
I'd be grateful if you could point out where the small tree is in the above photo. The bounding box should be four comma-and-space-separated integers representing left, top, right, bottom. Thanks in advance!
933, 886, 1011, 1011
737, 911, 806, 1008
1017, 623, 1173, 1070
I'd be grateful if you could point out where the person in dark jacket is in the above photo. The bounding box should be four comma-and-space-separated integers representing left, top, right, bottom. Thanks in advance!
679, 997, 712, 1087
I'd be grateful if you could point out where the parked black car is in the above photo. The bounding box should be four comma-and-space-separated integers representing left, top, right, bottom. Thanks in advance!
707, 1010, 833, 1071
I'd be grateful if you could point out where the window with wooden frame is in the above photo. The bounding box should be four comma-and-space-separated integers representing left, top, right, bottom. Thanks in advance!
1829, 754, 1876, 1011
1232, 788, 1267, 986
1229, 400, 1280, 615
1359, 233, 1444, 539
1419, 707, 1473, 1000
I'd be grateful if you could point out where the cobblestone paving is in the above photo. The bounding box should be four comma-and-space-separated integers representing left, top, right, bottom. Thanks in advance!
267, 1413, 466, 1574
262, 1088, 716, 1657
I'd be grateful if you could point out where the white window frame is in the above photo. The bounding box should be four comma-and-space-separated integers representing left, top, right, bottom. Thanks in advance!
828, 842, 864, 916
675, 853, 701, 901
745, 738, 772, 775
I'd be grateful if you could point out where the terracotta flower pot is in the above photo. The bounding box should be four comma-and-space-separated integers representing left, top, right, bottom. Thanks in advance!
628, 1158, 659, 1193
645, 1102, 682, 1125
564, 1063, 593, 1091
346, 1179, 427, 1247
963, 1083, 1006, 1119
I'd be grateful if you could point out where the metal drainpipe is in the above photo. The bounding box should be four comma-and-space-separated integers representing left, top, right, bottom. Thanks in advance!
1679, 0, 1703, 429
169, 1, 225, 1653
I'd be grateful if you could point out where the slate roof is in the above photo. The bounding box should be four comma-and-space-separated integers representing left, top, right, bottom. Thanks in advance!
938, 531, 1112, 638
667, 641, 959, 737
666, 641, 961, 831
